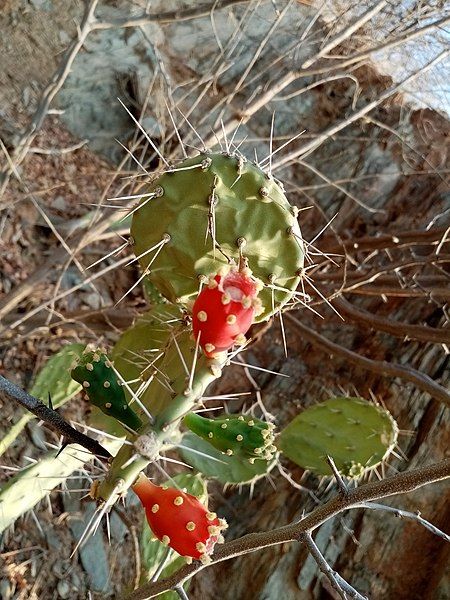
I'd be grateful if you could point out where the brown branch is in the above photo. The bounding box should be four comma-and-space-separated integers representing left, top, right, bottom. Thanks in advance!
300, 532, 367, 600
284, 314, 450, 407
0, 375, 112, 459
2, 307, 136, 335
360, 502, 450, 543
319, 227, 449, 255
123, 459, 450, 599
332, 296, 450, 345
272, 48, 449, 165
342, 286, 450, 300
92, 0, 251, 30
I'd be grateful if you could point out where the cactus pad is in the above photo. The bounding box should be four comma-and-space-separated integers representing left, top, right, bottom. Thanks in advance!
184, 413, 276, 463
131, 153, 304, 321
112, 304, 185, 401
179, 432, 277, 485
0, 447, 92, 533
71, 348, 143, 431
278, 397, 398, 478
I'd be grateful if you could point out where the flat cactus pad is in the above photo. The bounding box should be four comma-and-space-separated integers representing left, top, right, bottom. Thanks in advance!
131, 153, 304, 321
278, 396, 398, 478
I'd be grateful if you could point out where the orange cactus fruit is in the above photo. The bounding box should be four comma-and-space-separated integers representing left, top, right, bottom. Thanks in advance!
192, 266, 263, 357
132, 474, 227, 562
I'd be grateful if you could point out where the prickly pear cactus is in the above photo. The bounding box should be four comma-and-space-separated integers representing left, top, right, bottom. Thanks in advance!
111, 304, 185, 402
131, 153, 304, 321
184, 413, 276, 463
179, 432, 277, 485
71, 348, 143, 431
278, 397, 399, 478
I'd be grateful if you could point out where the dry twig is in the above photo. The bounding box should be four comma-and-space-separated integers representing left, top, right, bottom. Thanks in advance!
0, 375, 112, 459
285, 313, 450, 407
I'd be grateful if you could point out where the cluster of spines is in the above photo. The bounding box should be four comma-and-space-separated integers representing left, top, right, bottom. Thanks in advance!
70, 347, 143, 431
132, 474, 227, 563
184, 413, 276, 463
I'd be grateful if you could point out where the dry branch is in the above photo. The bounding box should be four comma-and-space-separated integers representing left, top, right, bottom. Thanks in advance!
332, 296, 450, 345
0, 375, 112, 459
285, 314, 450, 407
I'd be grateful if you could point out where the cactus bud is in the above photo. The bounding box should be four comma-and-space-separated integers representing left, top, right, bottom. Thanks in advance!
192, 267, 262, 357
184, 413, 276, 461
132, 474, 227, 560
71, 348, 142, 431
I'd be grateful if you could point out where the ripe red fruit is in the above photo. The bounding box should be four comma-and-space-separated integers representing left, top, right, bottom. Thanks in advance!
192, 266, 263, 357
132, 474, 227, 562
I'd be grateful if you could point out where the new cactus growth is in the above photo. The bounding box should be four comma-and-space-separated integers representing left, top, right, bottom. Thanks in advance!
184, 412, 276, 463
179, 432, 277, 485
131, 152, 305, 321
278, 397, 399, 478
133, 473, 227, 563
192, 266, 263, 356
71, 348, 143, 432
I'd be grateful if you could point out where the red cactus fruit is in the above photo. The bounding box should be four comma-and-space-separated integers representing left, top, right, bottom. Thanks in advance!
132, 474, 227, 563
192, 266, 263, 357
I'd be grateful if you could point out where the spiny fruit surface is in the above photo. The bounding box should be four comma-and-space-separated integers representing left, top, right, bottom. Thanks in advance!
184, 412, 276, 463
71, 348, 143, 431
278, 397, 398, 478
192, 266, 262, 357
133, 474, 227, 562
131, 152, 304, 321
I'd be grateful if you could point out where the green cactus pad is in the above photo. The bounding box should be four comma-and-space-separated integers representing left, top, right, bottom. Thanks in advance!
71, 348, 143, 431
131, 153, 304, 321
183, 413, 276, 462
30, 343, 85, 408
179, 432, 277, 485
0, 446, 92, 533
111, 304, 185, 405
112, 304, 219, 423
278, 397, 398, 478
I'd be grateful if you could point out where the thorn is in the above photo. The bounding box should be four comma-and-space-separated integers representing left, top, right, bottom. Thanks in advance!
55, 440, 69, 458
